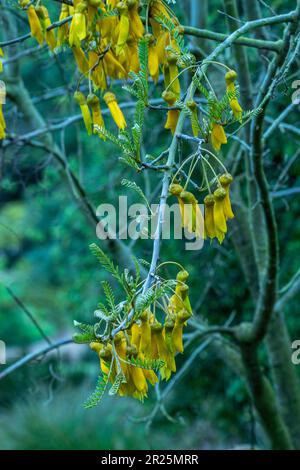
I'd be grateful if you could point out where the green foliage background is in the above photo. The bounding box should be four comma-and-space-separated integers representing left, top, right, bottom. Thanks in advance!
0, 0, 300, 449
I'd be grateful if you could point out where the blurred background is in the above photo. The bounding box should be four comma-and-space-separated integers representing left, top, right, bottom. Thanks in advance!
0, 0, 300, 450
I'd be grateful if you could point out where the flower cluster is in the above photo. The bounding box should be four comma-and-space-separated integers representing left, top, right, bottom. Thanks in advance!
88, 269, 192, 401
169, 173, 234, 244
204, 173, 234, 243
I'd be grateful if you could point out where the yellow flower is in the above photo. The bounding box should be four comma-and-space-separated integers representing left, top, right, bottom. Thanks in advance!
151, 322, 175, 381
104, 91, 127, 130
187, 100, 201, 137
219, 173, 234, 220
213, 187, 227, 243
128, 0, 144, 39
145, 34, 159, 83
172, 310, 191, 354
87, 93, 106, 138
116, 2, 130, 55
204, 194, 216, 240
88, 51, 107, 89
72, 47, 89, 75
162, 90, 180, 135
139, 310, 152, 357
20, 0, 44, 45
69, 1, 87, 47
103, 51, 127, 79
36, 6, 56, 51
169, 183, 184, 226
225, 69, 243, 122
0, 103, 6, 140
74, 91, 92, 135
180, 190, 204, 238
57, 4, 70, 47
211, 122, 227, 151
167, 52, 180, 98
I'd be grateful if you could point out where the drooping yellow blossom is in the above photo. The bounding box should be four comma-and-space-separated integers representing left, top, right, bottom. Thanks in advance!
169, 183, 185, 226
87, 93, 105, 137
69, 1, 87, 47
187, 100, 201, 137
219, 173, 234, 220
180, 190, 204, 238
103, 51, 128, 79
116, 2, 130, 56
225, 69, 243, 122
72, 47, 89, 75
204, 194, 216, 240
149, 0, 177, 39
167, 52, 180, 98
57, 4, 70, 47
172, 310, 191, 354
74, 91, 92, 135
151, 322, 175, 380
139, 310, 152, 357
128, 0, 144, 39
20, 0, 44, 45
36, 6, 56, 51
0, 104, 6, 140
146, 34, 159, 83
211, 122, 227, 152
162, 90, 179, 135
89, 51, 107, 89
104, 92, 127, 130
213, 187, 227, 243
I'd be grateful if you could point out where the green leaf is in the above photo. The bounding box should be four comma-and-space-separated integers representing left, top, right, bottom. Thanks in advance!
84, 373, 108, 409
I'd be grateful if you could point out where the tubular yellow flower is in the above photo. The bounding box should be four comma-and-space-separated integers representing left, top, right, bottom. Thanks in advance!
74, 91, 92, 135
20, 0, 44, 45
104, 91, 127, 130
116, 2, 130, 55
57, 4, 70, 47
128, 0, 144, 39
204, 194, 216, 240
130, 323, 141, 350
180, 190, 204, 238
127, 38, 140, 73
225, 69, 243, 122
211, 122, 227, 152
187, 100, 201, 137
87, 93, 105, 138
0, 104, 6, 140
172, 310, 190, 354
219, 173, 234, 220
151, 323, 175, 381
145, 34, 159, 83
72, 47, 89, 75
169, 183, 184, 226
139, 310, 152, 357
89, 51, 107, 89
213, 187, 227, 244
162, 90, 179, 135
167, 52, 180, 98
69, 1, 87, 47
103, 51, 127, 79
36, 6, 56, 51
